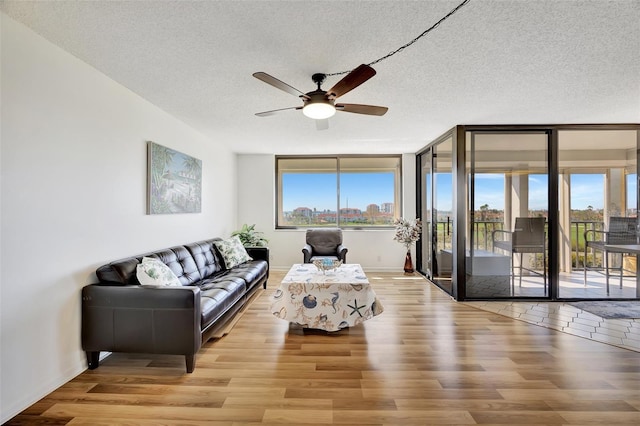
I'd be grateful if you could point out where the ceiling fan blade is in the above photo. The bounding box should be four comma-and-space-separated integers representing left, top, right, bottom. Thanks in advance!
255, 106, 302, 117
327, 64, 376, 99
253, 72, 309, 99
336, 103, 388, 116
316, 119, 329, 130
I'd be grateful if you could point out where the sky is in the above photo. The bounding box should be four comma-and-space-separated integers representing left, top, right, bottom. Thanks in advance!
441, 173, 637, 212
282, 172, 394, 212
282, 171, 638, 213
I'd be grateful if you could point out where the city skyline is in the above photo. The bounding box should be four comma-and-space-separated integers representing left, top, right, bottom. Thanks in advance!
282, 172, 637, 213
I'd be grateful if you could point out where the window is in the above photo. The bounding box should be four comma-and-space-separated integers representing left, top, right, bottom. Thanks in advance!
276, 155, 402, 228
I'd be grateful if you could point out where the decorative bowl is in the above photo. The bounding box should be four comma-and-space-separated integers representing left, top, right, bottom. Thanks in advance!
312, 259, 343, 274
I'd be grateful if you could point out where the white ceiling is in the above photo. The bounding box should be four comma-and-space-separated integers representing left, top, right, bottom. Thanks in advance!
2, 0, 639, 155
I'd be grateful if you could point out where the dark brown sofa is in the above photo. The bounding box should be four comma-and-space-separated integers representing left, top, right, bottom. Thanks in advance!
81, 238, 268, 373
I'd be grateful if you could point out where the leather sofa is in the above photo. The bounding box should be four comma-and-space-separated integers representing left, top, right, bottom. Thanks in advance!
81, 238, 269, 373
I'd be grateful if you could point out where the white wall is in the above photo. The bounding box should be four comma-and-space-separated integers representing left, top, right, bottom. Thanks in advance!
0, 14, 237, 422
236, 154, 417, 271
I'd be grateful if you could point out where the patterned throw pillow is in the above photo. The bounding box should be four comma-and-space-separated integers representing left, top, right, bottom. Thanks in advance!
214, 236, 253, 269
136, 257, 181, 286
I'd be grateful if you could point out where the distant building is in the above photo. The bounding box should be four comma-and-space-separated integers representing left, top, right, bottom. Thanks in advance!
366, 204, 380, 214
340, 207, 363, 222
380, 202, 394, 214
293, 207, 313, 218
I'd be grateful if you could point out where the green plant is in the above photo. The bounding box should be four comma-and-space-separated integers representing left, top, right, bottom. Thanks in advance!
231, 224, 268, 247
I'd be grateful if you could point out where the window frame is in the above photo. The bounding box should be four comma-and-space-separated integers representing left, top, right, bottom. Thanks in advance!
275, 154, 403, 229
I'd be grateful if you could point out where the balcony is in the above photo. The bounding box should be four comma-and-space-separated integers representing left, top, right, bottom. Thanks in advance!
429, 219, 638, 299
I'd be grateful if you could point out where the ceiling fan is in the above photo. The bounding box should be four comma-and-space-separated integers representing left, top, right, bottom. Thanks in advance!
253, 64, 388, 128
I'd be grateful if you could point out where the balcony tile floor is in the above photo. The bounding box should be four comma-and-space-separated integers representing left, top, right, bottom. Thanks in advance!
464, 299, 640, 352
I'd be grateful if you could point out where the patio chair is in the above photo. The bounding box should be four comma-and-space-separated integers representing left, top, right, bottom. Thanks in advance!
583, 216, 637, 295
492, 217, 547, 294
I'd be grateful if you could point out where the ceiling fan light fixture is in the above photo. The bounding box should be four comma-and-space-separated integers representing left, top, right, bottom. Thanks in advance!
302, 101, 336, 120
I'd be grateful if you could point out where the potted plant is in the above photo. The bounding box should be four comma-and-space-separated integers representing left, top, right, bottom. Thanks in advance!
231, 223, 268, 247
393, 218, 422, 273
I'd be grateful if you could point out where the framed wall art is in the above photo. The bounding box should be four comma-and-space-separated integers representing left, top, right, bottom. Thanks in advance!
147, 141, 202, 214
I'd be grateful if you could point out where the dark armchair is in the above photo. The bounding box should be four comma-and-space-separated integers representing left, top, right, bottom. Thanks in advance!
492, 217, 547, 294
302, 228, 348, 263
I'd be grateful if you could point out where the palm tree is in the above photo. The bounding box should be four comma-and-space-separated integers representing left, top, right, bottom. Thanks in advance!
480, 204, 489, 221
150, 144, 174, 194
182, 157, 201, 178
149, 143, 174, 213
181, 156, 202, 210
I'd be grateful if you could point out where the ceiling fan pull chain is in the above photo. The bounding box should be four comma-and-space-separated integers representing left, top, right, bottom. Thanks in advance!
325, 0, 471, 77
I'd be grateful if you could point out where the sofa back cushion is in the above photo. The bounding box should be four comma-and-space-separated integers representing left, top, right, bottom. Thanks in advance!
184, 239, 224, 278
96, 241, 224, 286
150, 246, 201, 285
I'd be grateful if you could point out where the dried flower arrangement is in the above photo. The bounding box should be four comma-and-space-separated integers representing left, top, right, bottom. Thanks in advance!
393, 218, 422, 251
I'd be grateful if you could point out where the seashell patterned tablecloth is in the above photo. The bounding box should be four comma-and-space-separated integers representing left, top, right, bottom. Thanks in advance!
269, 263, 384, 331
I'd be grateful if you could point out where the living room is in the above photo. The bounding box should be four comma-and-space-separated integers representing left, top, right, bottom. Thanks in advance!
2, 1, 639, 423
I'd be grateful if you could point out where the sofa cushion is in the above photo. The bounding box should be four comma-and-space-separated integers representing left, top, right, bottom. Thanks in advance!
198, 276, 246, 326
136, 257, 181, 287
221, 260, 269, 292
214, 236, 252, 269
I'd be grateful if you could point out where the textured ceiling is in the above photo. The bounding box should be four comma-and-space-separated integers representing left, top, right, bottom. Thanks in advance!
2, 0, 639, 154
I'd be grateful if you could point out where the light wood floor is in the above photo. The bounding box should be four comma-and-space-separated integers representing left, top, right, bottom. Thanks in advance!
7, 271, 640, 425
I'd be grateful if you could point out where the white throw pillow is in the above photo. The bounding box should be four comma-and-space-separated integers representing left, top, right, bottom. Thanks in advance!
136, 257, 181, 286
214, 236, 253, 269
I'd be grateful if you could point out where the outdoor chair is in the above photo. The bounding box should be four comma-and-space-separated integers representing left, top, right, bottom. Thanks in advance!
492, 217, 547, 295
583, 216, 637, 295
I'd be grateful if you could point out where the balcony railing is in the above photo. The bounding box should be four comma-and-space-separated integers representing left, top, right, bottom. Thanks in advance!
432, 220, 607, 271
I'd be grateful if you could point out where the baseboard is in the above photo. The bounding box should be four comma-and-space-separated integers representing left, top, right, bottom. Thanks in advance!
1, 357, 85, 424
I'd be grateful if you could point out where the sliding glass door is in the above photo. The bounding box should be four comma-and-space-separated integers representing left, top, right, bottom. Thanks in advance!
558, 129, 638, 299
417, 124, 639, 301
418, 134, 454, 295
464, 131, 550, 298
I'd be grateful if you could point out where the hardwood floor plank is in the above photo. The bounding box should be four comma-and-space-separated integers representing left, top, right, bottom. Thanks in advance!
5, 271, 639, 425
332, 398, 397, 410
331, 409, 476, 425
42, 404, 265, 422
223, 397, 332, 410
227, 378, 363, 389
262, 409, 332, 424
556, 411, 640, 424
545, 400, 638, 411
68, 418, 228, 425
362, 388, 505, 400
284, 388, 363, 400
469, 409, 568, 424
395, 398, 554, 411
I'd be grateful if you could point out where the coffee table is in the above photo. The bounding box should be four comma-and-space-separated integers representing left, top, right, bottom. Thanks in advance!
269, 263, 383, 331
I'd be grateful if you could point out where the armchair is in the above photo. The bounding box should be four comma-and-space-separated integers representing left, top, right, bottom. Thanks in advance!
583, 216, 637, 294
302, 228, 348, 264
492, 217, 547, 294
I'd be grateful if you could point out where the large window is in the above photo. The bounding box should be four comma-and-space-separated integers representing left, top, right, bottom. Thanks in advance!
276, 155, 402, 228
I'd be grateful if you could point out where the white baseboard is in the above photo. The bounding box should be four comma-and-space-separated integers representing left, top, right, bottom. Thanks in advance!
1, 359, 85, 424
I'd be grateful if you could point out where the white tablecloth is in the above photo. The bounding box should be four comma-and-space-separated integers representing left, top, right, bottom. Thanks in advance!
269, 263, 383, 331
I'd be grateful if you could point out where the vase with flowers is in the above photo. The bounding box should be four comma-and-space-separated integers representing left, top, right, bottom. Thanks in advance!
393, 218, 422, 274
